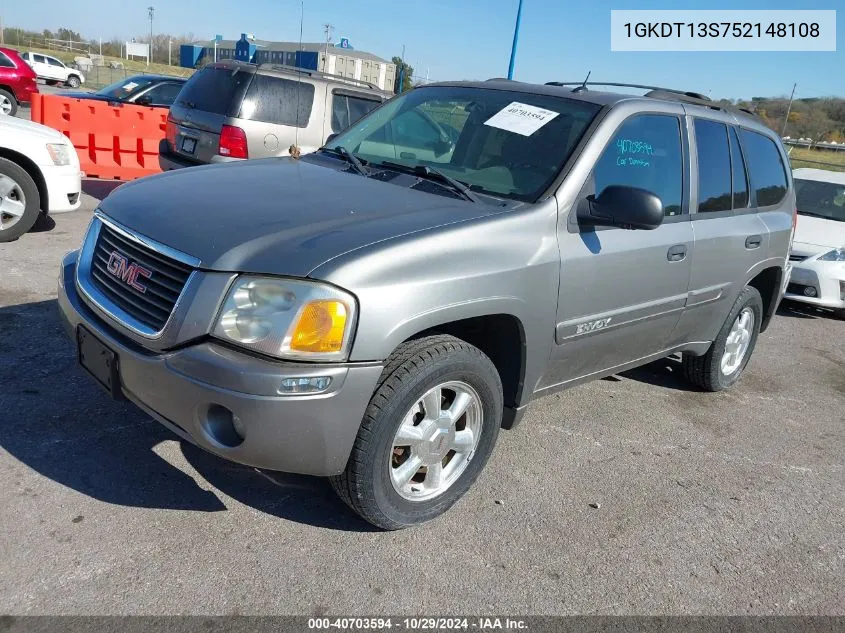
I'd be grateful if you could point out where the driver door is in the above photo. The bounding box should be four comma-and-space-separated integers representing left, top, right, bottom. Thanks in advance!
541, 111, 693, 389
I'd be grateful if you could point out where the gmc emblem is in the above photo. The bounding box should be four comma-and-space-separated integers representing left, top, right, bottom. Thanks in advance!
106, 250, 152, 293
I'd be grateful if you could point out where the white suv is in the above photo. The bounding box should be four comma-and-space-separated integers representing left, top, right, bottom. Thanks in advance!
20, 52, 85, 88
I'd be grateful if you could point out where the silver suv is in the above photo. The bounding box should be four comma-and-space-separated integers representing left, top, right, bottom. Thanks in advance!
60, 80, 794, 530
159, 61, 388, 170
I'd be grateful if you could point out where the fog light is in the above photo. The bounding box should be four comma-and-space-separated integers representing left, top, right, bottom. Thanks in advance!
804, 286, 817, 297
279, 376, 332, 394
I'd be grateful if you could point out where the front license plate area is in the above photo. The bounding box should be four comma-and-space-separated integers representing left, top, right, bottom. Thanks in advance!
77, 325, 123, 400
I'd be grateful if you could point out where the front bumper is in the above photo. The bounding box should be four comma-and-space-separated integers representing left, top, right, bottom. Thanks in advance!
785, 258, 845, 310
58, 252, 383, 476
41, 163, 82, 213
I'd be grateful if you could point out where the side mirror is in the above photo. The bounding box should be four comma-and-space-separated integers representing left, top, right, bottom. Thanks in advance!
136, 95, 152, 106
578, 185, 664, 230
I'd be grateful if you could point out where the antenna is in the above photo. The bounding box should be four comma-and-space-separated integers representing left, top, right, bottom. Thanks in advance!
292, 0, 304, 156
572, 70, 591, 93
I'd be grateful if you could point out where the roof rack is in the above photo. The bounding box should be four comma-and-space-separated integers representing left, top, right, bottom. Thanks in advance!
544, 81, 759, 118
257, 64, 382, 91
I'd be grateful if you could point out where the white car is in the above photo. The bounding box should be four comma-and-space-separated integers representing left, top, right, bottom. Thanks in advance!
19, 51, 85, 88
786, 168, 845, 318
0, 116, 82, 242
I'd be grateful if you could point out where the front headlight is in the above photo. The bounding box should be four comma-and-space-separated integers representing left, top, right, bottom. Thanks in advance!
212, 277, 357, 361
46, 143, 72, 166
818, 247, 845, 262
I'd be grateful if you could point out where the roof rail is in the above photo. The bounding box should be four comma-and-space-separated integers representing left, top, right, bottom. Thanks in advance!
257, 63, 382, 91
545, 81, 759, 119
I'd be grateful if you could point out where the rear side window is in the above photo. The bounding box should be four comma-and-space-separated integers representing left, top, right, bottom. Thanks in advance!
594, 114, 683, 216
239, 74, 315, 128
694, 119, 732, 213
729, 127, 749, 209
33, 54, 45, 63
177, 66, 252, 116
0, 52, 14, 68
739, 129, 788, 206
331, 93, 381, 133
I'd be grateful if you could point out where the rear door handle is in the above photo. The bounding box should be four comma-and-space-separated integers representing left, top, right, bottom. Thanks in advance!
667, 244, 687, 262
745, 235, 762, 249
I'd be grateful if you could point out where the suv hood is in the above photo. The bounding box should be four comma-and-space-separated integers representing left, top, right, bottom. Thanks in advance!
0, 115, 64, 142
99, 158, 506, 277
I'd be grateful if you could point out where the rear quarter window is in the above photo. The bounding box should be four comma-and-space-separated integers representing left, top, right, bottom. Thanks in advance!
177, 66, 252, 116
739, 129, 789, 207
239, 74, 315, 128
0, 52, 14, 68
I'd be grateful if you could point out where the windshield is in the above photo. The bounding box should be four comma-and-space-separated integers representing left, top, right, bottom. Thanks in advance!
795, 178, 845, 222
96, 76, 158, 99
325, 86, 600, 202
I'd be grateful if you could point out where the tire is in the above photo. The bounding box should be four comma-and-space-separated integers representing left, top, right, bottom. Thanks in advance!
682, 286, 764, 392
0, 158, 41, 242
65, 75, 81, 89
330, 335, 503, 530
834, 309, 845, 321
0, 88, 18, 117
46, 80, 59, 86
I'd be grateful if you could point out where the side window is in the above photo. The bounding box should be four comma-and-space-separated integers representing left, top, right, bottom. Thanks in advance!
594, 114, 683, 217
332, 94, 381, 133
140, 82, 184, 106
239, 75, 315, 128
0, 52, 14, 68
47, 57, 64, 67
33, 54, 46, 64
729, 127, 749, 209
694, 119, 732, 213
739, 129, 788, 207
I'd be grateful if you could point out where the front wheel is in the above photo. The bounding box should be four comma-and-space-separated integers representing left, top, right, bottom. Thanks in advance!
682, 285, 763, 391
0, 158, 41, 242
330, 335, 503, 530
65, 75, 81, 89
0, 89, 17, 116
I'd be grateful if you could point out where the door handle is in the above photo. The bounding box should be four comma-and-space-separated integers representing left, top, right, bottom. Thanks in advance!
745, 235, 762, 249
667, 244, 687, 262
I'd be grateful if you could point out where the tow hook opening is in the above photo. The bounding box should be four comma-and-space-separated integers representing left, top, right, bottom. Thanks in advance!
201, 404, 245, 448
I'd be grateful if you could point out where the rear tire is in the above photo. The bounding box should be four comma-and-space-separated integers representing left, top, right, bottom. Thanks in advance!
682, 286, 763, 392
834, 309, 845, 321
330, 335, 503, 530
0, 89, 18, 116
65, 75, 81, 89
0, 158, 41, 242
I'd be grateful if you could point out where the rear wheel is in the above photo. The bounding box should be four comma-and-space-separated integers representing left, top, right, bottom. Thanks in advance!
0, 89, 17, 116
0, 158, 41, 242
330, 335, 503, 530
682, 286, 763, 391
65, 75, 81, 89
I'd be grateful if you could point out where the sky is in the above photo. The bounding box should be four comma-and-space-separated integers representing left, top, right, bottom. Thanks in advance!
1, 0, 842, 100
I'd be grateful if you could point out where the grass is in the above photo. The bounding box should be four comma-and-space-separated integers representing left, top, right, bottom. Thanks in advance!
787, 146, 845, 172
16, 45, 194, 89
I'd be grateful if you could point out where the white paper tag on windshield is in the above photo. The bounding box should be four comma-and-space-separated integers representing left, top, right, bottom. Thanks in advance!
483, 102, 559, 136
122, 82, 139, 91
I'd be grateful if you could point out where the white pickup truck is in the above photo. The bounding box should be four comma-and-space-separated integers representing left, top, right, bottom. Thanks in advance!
20, 52, 85, 88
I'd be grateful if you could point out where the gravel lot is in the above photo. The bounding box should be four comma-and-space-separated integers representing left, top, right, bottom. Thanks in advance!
0, 193, 843, 615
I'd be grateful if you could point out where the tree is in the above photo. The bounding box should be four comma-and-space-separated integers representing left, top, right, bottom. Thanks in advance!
392, 56, 414, 93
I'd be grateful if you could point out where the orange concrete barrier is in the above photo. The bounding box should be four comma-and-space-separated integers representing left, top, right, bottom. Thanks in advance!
30, 93, 167, 181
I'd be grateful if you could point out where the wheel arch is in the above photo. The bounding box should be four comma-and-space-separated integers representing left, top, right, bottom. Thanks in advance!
0, 148, 47, 212
745, 264, 783, 333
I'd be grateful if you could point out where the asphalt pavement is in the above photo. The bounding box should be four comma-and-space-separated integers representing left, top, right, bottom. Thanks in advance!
0, 193, 843, 615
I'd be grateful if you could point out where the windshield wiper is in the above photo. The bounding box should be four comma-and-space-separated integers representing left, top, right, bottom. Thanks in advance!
321, 146, 369, 176
797, 210, 837, 220
374, 161, 480, 203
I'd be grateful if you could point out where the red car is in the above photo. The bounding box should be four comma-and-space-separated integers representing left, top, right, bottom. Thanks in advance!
0, 46, 39, 116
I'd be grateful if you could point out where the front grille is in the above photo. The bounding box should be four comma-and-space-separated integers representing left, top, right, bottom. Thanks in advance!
89, 224, 193, 331
789, 254, 808, 262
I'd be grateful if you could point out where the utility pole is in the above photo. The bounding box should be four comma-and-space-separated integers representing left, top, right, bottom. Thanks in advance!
168, 37, 172, 65
397, 44, 406, 93
323, 23, 333, 71
507, 0, 524, 80
0, 16, 4, 45
147, 6, 154, 66
781, 82, 797, 137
